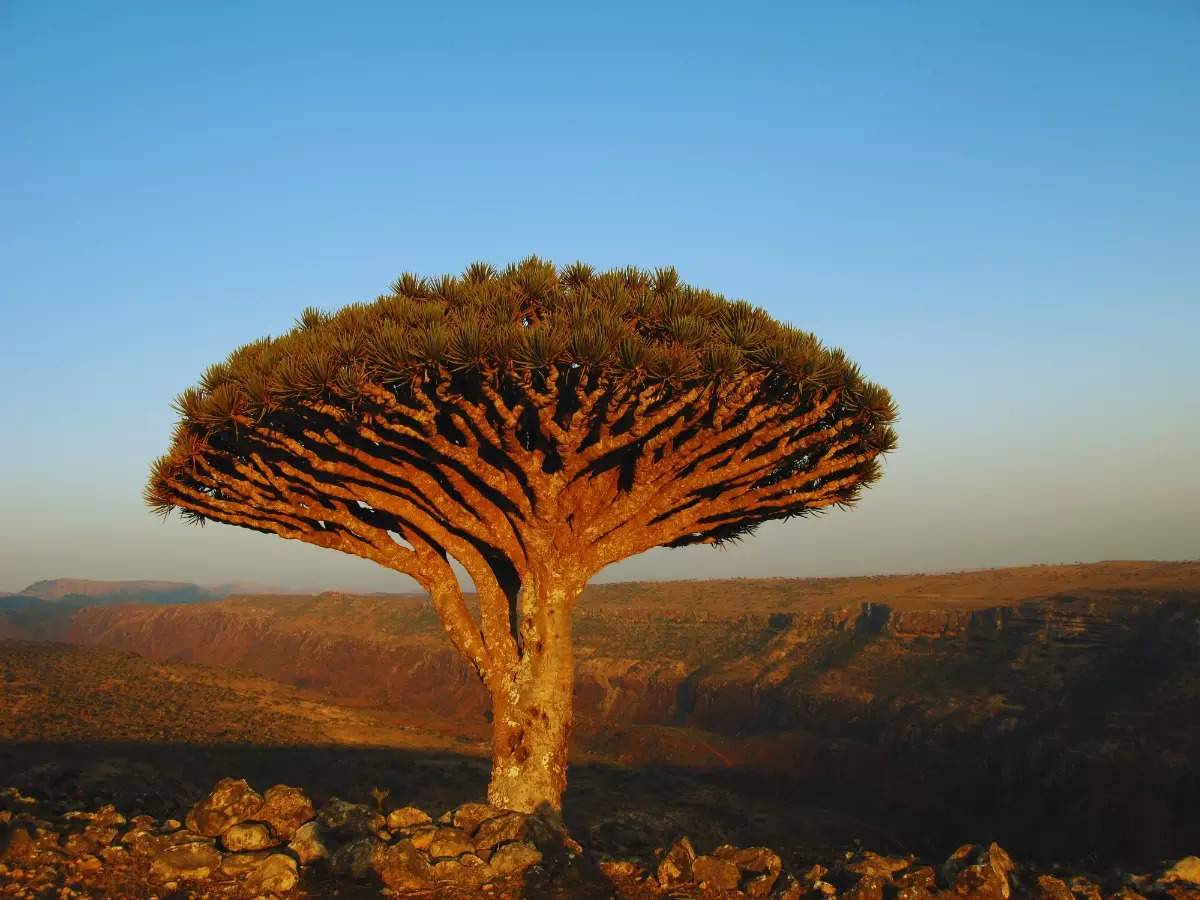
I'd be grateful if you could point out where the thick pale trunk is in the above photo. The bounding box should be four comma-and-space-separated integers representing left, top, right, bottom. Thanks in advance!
486, 573, 579, 813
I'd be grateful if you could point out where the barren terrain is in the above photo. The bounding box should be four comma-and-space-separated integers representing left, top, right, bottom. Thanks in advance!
2, 560, 1198, 884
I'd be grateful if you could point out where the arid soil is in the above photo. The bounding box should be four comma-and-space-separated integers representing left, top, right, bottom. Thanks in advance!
1, 561, 1198, 895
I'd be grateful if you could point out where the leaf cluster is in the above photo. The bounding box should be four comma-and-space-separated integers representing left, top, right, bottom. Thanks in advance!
146, 257, 898, 516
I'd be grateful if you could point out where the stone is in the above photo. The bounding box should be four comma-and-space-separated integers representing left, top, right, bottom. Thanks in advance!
387, 806, 432, 830
218, 849, 274, 877
429, 826, 476, 859
474, 812, 529, 851
0, 827, 34, 862
656, 836, 696, 888
1068, 876, 1104, 900
1034, 874, 1075, 900
409, 824, 438, 851
802, 864, 830, 885
692, 854, 741, 891
846, 851, 913, 879
99, 845, 127, 865
244, 852, 299, 895
287, 820, 329, 865
1165, 859, 1200, 886
256, 785, 315, 840
452, 802, 504, 835
330, 835, 381, 879
185, 777, 264, 837
148, 840, 222, 883
85, 825, 119, 847
896, 866, 936, 889
846, 874, 887, 900
431, 852, 492, 886
91, 805, 125, 827
488, 840, 543, 876
774, 873, 805, 900
712, 844, 782, 896
221, 821, 278, 852
598, 860, 640, 878
747, 870, 782, 897
940, 843, 1015, 900
375, 838, 433, 891
317, 797, 383, 838
60, 832, 100, 857
119, 827, 159, 857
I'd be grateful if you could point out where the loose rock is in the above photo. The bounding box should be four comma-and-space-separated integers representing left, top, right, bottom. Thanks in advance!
452, 802, 505, 835
317, 797, 383, 839
489, 839, 544, 876
330, 835, 381, 879
375, 838, 433, 891
221, 820, 277, 852
256, 784, 315, 840
148, 839, 222, 883
656, 836, 696, 888
245, 852, 300, 895
1034, 874, 1075, 900
475, 811, 529, 851
287, 820, 329, 865
387, 806, 432, 830
1165, 859, 1200, 886
692, 854, 741, 891
185, 777, 263, 838
429, 825, 477, 859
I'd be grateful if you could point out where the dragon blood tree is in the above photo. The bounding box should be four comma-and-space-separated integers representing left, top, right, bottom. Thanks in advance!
146, 257, 897, 813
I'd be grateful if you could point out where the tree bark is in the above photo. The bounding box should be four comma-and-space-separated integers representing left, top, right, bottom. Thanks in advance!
485, 570, 580, 813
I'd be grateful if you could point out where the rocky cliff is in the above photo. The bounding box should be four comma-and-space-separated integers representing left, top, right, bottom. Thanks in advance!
59, 562, 1200, 866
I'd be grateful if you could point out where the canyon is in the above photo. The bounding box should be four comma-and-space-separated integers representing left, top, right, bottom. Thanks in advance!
34, 560, 1198, 868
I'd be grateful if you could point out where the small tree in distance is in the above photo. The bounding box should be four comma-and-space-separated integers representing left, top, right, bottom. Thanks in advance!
146, 257, 897, 814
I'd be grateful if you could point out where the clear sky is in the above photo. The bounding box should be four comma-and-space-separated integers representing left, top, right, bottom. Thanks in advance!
2, 1, 1197, 594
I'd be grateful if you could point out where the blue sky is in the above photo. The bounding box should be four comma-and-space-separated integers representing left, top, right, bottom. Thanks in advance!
2, 1, 1197, 593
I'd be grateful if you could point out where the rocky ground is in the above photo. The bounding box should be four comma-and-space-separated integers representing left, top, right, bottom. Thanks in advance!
2, 779, 1200, 900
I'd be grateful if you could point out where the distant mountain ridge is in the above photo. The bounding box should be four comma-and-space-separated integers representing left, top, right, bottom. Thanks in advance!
18, 578, 223, 603
0, 579, 290, 641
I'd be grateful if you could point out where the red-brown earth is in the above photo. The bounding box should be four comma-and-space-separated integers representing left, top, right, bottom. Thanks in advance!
4, 561, 1198, 871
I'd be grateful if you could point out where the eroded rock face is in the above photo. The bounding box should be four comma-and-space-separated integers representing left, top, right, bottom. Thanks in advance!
184, 777, 263, 837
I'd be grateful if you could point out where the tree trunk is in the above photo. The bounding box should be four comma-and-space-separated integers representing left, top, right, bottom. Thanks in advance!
486, 571, 580, 813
